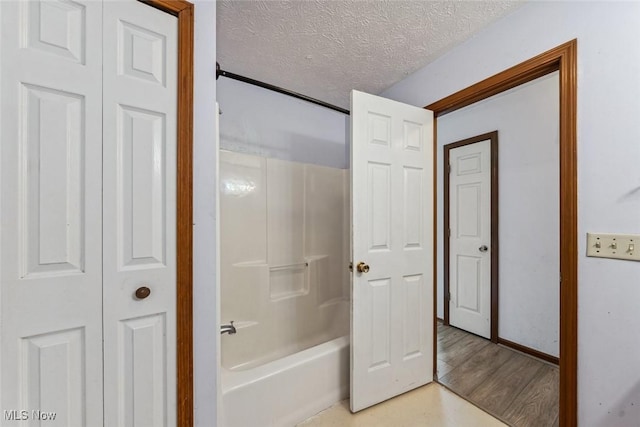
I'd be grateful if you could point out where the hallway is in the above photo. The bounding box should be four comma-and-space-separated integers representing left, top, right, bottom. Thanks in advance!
437, 323, 559, 426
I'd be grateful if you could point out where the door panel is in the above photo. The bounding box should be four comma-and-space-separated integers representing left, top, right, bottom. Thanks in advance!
449, 140, 491, 338
367, 278, 391, 370
22, 85, 85, 275
367, 162, 391, 250
102, 1, 178, 426
402, 274, 424, 358
0, 1, 104, 425
117, 105, 167, 269
403, 167, 424, 249
22, 328, 86, 423
119, 314, 167, 427
351, 90, 433, 412
24, 0, 86, 63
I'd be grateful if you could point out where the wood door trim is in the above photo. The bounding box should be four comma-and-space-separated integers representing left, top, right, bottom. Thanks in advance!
140, 1, 194, 426
427, 39, 577, 426
498, 337, 560, 366
443, 132, 499, 343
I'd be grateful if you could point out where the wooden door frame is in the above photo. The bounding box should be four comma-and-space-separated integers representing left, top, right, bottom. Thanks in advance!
140, 1, 194, 426
443, 131, 499, 343
427, 40, 577, 426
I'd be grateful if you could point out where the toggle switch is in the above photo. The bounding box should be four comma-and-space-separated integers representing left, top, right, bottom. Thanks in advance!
587, 233, 640, 262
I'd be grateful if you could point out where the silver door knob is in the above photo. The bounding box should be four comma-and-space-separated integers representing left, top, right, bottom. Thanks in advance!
479, 245, 489, 253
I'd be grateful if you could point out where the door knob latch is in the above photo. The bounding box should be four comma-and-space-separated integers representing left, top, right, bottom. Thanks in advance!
356, 262, 370, 273
135, 286, 151, 300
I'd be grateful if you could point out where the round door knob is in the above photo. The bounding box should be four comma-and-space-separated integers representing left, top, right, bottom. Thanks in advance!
135, 286, 151, 300
356, 262, 370, 273
479, 245, 489, 253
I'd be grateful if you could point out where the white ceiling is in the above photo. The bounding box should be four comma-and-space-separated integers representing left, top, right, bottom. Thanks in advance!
217, 1, 524, 110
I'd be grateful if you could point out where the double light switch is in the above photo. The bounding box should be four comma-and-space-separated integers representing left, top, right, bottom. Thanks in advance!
586, 233, 639, 262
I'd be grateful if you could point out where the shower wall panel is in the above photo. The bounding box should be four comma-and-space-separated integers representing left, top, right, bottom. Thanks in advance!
220, 150, 349, 370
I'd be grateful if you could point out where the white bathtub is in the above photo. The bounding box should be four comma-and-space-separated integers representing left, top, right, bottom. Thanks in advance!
221, 336, 350, 427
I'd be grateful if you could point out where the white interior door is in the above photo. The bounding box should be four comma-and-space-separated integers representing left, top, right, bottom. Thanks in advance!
0, 1, 104, 425
102, 2, 178, 426
350, 90, 434, 412
1, 1, 178, 425
449, 140, 492, 338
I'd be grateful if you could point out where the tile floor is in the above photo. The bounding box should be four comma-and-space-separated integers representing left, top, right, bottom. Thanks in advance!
297, 382, 506, 427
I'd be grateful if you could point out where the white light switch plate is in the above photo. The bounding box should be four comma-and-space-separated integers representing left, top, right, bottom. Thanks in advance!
586, 233, 640, 261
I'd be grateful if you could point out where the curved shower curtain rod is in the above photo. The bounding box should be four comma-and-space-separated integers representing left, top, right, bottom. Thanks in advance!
216, 62, 350, 115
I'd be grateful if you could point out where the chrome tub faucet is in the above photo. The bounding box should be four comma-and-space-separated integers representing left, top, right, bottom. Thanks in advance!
220, 321, 236, 335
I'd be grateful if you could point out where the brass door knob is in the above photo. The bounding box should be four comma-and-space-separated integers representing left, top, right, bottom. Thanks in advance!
135, 286, 151, 300
356, 262, 370, 273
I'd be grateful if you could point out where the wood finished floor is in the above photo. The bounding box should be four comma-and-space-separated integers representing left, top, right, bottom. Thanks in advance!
437, 323, 559, 427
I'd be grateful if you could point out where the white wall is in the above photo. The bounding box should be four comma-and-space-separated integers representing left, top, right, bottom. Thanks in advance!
217, 77, 349, 169
382, 2, 640, 425
438, 72, 559, 357
193, 1, 218, 425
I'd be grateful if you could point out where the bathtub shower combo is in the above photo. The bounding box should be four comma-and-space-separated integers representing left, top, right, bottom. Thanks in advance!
220, 151, 350, 426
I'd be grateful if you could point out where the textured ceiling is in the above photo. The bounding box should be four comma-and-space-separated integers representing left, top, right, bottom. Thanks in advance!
217, 1, 524, 110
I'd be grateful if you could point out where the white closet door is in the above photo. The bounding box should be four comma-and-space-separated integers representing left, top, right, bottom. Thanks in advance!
449, 139, 492, 339
102, 1, 178, 426
0, 1, 104, 426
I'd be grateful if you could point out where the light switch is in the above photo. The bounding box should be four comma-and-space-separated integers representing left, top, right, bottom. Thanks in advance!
586, 233, 640, 261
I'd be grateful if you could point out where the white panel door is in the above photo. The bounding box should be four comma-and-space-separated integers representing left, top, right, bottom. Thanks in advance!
449, 140, 492, 338
350, 90, 434, 412
0, 1, 104, 425
102, 2, 178, 426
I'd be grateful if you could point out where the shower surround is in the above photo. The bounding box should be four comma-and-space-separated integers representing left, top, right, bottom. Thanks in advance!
219, 150, 350, 426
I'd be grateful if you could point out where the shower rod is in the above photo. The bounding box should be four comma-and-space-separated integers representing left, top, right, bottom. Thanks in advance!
216, 62, 350, 115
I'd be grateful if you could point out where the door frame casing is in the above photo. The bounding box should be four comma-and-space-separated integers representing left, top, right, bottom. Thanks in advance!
443, 131, 499, 343
139, 1, 194, 426
427, 39, 578, 426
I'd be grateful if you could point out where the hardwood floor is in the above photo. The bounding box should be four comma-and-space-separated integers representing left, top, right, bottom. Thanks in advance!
437, 323, 559, 427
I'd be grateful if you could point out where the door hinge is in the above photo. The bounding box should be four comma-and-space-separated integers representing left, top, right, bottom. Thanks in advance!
448, 228, 451, 237
448, 164, 451, 174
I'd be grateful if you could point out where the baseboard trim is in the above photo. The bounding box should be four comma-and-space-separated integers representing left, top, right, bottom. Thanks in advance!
498, 337, 559, 365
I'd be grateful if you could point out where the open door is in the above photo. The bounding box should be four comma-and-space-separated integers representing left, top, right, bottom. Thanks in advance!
350, 90, 434, 412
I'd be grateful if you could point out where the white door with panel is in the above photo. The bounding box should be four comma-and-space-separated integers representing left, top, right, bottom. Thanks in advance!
102, 2, 178, 426
0, 1, 104, 425
449, 140, 492, 339
0, 1, 178, 425
350, 90, 434, 412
